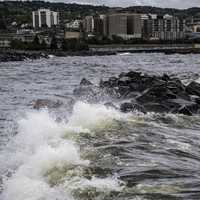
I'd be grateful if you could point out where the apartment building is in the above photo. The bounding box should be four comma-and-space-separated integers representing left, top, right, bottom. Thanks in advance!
32, 9, 59, 28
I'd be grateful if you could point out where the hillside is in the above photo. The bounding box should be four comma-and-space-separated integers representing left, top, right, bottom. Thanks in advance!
0, 1, 199, 28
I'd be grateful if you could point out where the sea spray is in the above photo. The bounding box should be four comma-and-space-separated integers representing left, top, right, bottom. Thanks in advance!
1, 102, 125, 200
68, 101, 130, 130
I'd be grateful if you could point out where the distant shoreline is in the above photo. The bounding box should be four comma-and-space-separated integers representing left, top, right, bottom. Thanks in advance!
0, 44, 200, 62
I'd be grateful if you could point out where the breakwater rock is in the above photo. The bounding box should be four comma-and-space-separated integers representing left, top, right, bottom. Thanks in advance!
0, 51, 48, 62
74, 71, 200, 116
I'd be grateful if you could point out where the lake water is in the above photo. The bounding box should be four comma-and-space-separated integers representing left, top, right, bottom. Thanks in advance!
0, 53, 200, 200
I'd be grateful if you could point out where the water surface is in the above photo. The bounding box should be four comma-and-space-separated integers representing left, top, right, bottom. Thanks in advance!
0, 53, 200, 200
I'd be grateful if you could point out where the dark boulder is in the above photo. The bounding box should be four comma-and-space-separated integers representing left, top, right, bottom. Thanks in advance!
177, 106, 193, 116
162, 74, 170, 82
125, 71, 141, 79
120, 102, 146, 113
118, 86, 131, 96
169, 98, 200, 115
143, 103, 171, 113
186, 81, 200, 97
73, 85, 94, 97
99, 80, 110, 88
80, 78, 93, 86
123, 91, 140, 99
33, 99, 63, 110
75, 71, 200, 116
118, 76, 131, 86
108, 77, 118, 87
136, 86, 177, 104
166, 79, 186, 97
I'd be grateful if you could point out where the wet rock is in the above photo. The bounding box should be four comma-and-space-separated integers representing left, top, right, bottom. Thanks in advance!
108, 77, 118, 87
166, 79, 187, 100
33, 99, 63, 110
118, 86, 130, 96
123, 91, 140, 99
186, 81, 200, 97
76, 71, 200, 115
0, 51, 48, 62
136, 86, 177, 104
73, 85, 100, 99
125, 71, 141, 79
177, 106, 193, 116
99, 79, 110, 88
162, 73, 170, 81
143, 103, 171, 113
120, 102, 146, 113
118, 76, 131, 86
80, 78, 93, 86
104, 102, 118, 110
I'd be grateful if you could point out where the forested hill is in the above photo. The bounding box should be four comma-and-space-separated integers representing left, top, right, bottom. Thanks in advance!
123, 6, 200, 18
0, 1, 109, 25
0, 1, 200, 26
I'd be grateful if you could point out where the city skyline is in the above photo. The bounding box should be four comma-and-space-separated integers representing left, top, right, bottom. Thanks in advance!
49, 0, 200, 9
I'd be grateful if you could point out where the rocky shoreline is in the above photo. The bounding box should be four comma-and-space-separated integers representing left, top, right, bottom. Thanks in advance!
1, 46, 200, 62
74, 71, 200, 116
0, 51, 49, 62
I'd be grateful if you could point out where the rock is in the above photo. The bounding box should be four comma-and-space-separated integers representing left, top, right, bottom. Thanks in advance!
162, 74, 170, 81
186, 81, 200, 97
123, 91, 140, 99
104, 102, 118, 110
118, 86, 130, 96
108, 77, 118, 87
136, 85, 177, 104
169, 99, 199, 115
75, 71, 200, 116
118, 76, 131, 86
0, 52, 48, 62
177, 106, 193, 116
120, 102, 146, 113
73, 85, 101, 99
143, 103, 171, 113
99, 79, 110, 88
80, 78, 93, 86
33, 99, 63, 110
125, 71, 141, 79
166, 79, 186, 97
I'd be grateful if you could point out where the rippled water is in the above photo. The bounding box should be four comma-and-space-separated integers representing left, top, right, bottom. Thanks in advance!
1, 53, 200, 200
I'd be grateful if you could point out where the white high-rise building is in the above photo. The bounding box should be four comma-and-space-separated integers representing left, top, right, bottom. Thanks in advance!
32, 9, 59, 28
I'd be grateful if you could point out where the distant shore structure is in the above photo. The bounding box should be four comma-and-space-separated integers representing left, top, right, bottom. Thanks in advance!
83, 13, 186, 41
32, 9, 59, 28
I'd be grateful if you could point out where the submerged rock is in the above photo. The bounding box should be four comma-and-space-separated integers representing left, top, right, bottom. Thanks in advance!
120, 102, 146, 113
80, 78, 93, 86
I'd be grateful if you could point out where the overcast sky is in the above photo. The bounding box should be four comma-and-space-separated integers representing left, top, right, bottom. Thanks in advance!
52, 0, 200, 9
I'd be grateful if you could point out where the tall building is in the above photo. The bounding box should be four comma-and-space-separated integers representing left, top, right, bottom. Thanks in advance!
83, 16, 94, 33
108, 14, 127, 38
142, 14, 186, 40
83, 14, 142, 39
107, 14, 142, 39
32, 9, 59, 28
83, 16, 104, 35
127, 14, 142, 38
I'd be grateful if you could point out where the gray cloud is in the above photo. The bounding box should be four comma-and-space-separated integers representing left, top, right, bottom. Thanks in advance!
51, 0, 200, 8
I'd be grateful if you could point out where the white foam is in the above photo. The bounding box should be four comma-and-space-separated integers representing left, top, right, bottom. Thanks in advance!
65, 176, 123, 192
1, 102, 125, 200
68, 101, 128, 130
